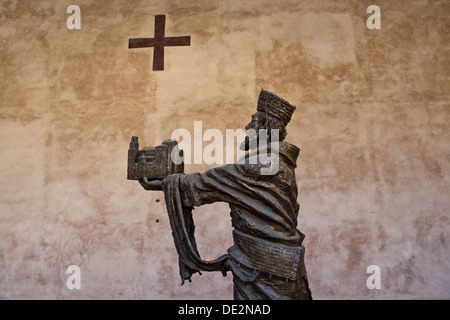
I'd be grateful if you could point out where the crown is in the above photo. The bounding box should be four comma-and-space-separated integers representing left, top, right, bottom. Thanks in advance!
257, 89, 296, 126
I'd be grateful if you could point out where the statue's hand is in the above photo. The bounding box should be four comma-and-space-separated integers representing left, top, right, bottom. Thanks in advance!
139, 177, 163, 191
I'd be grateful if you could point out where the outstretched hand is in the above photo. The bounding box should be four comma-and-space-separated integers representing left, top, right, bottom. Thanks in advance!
139, 177, 163, 191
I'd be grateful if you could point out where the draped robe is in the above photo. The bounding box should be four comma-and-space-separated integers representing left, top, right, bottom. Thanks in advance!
162, 141, 312, 300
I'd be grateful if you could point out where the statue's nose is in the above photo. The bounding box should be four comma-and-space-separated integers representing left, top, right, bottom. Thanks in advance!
245, 121, 257, 131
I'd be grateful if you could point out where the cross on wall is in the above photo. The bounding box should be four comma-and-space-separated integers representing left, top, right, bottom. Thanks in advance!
128, 15, 191, 71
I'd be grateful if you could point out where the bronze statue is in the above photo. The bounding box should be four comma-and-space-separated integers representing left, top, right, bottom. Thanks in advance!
128, 89, 312, 300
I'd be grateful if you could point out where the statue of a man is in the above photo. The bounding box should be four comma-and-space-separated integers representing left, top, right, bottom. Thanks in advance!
140, 89, 312, 300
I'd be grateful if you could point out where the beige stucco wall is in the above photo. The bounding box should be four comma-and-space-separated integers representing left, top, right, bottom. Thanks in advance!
0, 0, 449, 299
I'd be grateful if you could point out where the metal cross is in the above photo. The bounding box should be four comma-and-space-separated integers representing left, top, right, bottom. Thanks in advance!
129, 15, 191, 71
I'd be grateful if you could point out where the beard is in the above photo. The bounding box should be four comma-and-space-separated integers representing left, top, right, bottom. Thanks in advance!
239, 133, 260, 151
239, 136, 250, 151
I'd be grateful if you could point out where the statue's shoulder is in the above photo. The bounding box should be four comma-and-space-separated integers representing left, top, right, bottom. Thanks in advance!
279, 141, 300, 168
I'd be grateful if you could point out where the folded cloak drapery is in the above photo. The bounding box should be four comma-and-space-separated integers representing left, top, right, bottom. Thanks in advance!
162, 174, 229, 285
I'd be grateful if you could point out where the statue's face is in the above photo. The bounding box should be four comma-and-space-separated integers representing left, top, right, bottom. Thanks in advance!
245, 112, 264, 131
240, 112, 264, 151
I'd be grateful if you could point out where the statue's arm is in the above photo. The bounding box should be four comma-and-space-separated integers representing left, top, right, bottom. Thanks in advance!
137, 169, 229, 207
177, 165, 241, 208
138, 163, 249, 208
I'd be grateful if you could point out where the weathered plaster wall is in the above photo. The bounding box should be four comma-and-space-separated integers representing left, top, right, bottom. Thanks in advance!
0, 0, 449, 299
